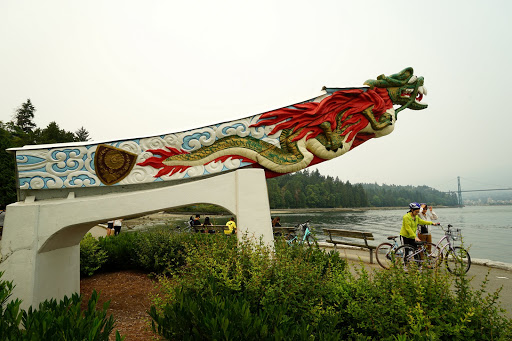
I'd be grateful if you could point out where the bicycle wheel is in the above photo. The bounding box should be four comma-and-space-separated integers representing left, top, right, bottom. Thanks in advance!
305, 234, 319, 248
375, 243, 394, 269
445, 247, 471, 274
393, 245, 414, 267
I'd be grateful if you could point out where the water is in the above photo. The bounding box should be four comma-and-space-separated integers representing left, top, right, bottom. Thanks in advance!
275, 206, 512, 264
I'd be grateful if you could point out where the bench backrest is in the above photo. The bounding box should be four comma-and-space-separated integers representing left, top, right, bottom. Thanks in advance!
194, 225, 229, 232
272, 226, 296, 233
323, 228, 374, 240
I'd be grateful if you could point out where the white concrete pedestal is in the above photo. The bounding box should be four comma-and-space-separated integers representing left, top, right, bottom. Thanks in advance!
0, 168, 273, 309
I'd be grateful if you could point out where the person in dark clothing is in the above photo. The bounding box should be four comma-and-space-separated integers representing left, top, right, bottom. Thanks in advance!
193, 214, 203, 232
272, 216, 281, 227
203, 216, 214, 234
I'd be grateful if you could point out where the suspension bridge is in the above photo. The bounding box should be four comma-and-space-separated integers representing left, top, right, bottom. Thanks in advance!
447, 176, 512, 206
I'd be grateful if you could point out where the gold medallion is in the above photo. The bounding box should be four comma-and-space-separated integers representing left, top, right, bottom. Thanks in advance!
94, 144, 138, 185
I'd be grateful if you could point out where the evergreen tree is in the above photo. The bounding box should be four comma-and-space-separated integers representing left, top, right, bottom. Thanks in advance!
13, 99, 36, 133
0, 123, 17, 205
266, 169, 459, 209
0, 101, 92, 206
34, 121, 76, 144
75, 126, 90, 142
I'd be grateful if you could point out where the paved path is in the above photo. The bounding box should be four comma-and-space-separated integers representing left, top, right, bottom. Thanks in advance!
318, 243, 512, 319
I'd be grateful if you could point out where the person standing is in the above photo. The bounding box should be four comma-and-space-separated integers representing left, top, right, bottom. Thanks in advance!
417, 203, 438, 248
400, 203, 439, 251
225, 217, 237, 235
113, 219, 123, 236
0, 205, 5, 239
107, 220, 114, 236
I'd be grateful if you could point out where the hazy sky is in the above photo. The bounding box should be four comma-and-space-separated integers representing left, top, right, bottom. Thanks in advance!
1, 0, 511, 193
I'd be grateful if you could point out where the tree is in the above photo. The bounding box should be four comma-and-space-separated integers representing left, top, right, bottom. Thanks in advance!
74, 126, 90, 142
35, 121, 76, 144
1, 100, 92, 206
0, 122, 17, 204
13, 99, 36, 133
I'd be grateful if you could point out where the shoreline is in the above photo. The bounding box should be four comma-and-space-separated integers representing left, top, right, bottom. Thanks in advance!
89, 209, 512, 270
270, 206, 468, 214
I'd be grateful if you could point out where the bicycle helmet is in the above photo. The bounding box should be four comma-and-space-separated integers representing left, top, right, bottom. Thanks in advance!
409, 202, 420, 210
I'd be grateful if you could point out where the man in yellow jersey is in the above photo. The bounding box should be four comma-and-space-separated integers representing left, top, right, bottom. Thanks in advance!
225, 217, 237, 235
401, 202, 440, 250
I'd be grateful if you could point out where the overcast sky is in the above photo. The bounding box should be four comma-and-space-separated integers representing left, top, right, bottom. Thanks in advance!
1, 0, 511, 193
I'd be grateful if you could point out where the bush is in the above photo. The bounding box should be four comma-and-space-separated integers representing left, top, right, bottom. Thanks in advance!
22, 291, 123, 341
326, 264, 512, 340
149, 236, 512, 340
97, 231, 139, 271
81, 227, 214, 276
0, 272, 23, 340
0, 272, 123, 340
133, 227, 200, 275
80, 233, 108, 277
149, 283, 342, 341
150, 235, 348, 339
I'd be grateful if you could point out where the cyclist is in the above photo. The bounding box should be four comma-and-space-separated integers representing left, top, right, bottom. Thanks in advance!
400, 202, 440, 253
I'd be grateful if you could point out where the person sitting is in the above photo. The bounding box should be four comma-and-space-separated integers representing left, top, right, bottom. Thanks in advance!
192, 214, 203, 233
272, 216, 281, 227
225, 217, 237, 235
203, 216, 214, 234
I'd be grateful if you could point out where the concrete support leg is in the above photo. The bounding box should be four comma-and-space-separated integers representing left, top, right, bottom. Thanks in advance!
0, 168, 273, 310
234, 169, 273, 247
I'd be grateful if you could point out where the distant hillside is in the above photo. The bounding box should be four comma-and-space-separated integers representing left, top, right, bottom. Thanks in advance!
266, 170, 459, 209
360, 183, 459, 207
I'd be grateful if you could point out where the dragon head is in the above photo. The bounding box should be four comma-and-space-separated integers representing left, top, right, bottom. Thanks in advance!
364, 67, 427, 118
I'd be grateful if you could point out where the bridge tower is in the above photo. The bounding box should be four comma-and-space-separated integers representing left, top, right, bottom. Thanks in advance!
457, 176, 463, 206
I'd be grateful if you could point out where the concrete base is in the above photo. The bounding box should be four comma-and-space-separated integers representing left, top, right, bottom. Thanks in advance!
0, 168, 273, 309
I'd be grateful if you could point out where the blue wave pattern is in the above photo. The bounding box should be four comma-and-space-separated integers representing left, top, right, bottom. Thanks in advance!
15, 116, 281, 189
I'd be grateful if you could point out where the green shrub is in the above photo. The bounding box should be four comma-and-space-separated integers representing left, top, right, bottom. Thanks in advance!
150, 236, 348, 339
134, 227, 204, 275
0, 272, 123, 340
0, 272, 23, 340
149, 282, 342, 341
150, 236, 512, 340
80, 233, 108, 277
22, 291, 123, 341
324, 263, 512, 340
97, 231, 139, 271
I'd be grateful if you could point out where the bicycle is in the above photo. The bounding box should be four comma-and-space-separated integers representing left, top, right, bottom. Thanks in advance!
435, 224, 471, 274
375, 236, 403, 269
286, 220, 319, 247
394, 240, 442, 270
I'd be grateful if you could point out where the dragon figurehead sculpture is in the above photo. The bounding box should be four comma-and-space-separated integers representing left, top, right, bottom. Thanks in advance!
365, 66, 427, 115
139, 67, 428, 179
12, 68, 428, 192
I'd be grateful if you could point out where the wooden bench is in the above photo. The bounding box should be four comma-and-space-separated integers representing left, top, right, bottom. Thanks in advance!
322, 228, 376, 264
193, 225, 232, 234
272, 226, 296, 237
